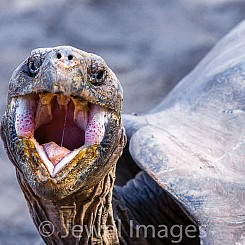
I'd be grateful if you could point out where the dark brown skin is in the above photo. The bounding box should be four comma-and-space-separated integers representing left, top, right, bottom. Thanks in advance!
1, 46, 199, 244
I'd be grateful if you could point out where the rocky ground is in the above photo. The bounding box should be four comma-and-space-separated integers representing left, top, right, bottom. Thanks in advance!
0, 0, 244, 244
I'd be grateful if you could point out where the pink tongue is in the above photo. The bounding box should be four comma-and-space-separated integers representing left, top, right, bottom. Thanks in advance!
42, 142, 71, 166
85, 105, 106, 146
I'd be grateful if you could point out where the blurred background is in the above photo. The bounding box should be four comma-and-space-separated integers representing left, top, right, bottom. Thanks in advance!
0, 0, 244, 244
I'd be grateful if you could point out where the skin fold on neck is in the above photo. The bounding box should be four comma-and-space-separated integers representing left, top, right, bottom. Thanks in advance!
17, 166, 119, 245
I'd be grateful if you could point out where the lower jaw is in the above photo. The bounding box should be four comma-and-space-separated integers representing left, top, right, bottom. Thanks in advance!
18, 136, 100, 181
12, 136, 107, 203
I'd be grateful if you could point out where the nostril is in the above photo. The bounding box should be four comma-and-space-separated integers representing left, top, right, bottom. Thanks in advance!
57, 52, 62, 59
68, 55, 73, 60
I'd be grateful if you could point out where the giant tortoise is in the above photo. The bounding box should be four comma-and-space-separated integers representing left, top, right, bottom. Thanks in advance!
1, 20, 245, 244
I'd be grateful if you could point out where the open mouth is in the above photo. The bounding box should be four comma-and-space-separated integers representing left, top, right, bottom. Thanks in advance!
14, 93, 109, 177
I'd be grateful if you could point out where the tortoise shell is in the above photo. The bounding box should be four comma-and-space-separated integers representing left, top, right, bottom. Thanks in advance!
123, 21, 245, 244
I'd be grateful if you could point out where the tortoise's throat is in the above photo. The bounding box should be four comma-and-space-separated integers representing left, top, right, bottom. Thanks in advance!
34, 97, 85, 151
34, 98, 85, 166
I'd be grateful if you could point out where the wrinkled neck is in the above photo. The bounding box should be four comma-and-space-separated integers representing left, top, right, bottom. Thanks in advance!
17, 167, 119, 245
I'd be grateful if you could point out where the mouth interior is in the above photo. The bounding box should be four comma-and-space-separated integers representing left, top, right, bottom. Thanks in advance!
34, 98, 85, 151
14, 93, 109, 176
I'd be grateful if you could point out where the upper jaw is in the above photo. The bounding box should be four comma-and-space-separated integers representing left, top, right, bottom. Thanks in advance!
8, 47, 123, 116
13, 92, 112, 177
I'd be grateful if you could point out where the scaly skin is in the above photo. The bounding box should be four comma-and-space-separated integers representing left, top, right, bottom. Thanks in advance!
1, 46, 126, 244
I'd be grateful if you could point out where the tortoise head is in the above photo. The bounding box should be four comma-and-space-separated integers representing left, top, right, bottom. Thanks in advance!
1, 46, 126, 201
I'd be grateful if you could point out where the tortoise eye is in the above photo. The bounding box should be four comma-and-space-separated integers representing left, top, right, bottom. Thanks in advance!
28, 57, 42, 77
90, 68, 106, 86
96, 70, 104, 80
